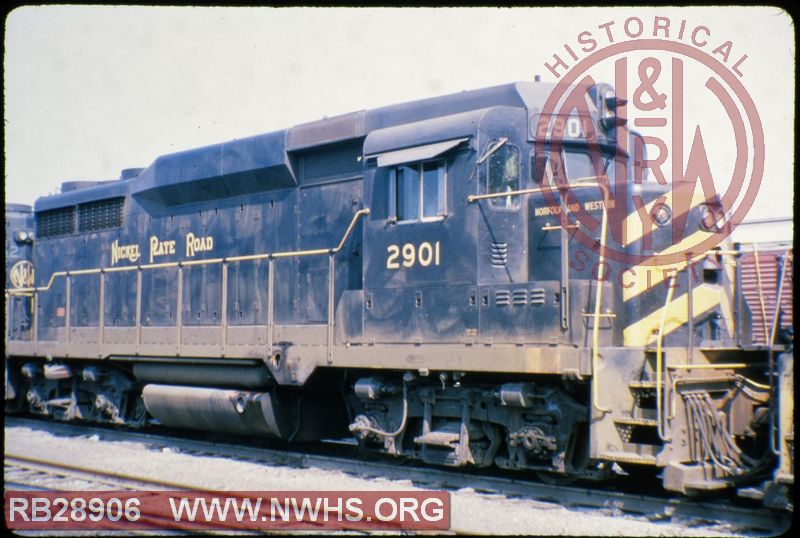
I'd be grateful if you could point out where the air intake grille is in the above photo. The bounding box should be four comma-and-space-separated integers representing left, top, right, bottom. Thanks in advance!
78, 197, 125, 233
494, 288, 548, 307
512, 290, 528, 306
36, 207, 76, 238
530, 288, 546, 305
490, 242, 508, 267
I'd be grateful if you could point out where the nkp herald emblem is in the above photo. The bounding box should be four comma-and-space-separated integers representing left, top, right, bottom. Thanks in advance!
9, 261, 34, 289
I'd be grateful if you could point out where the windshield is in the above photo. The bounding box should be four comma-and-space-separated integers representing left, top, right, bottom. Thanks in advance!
534, 147, 618, 185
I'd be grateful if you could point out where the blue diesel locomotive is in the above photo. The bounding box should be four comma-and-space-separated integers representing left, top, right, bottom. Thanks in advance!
4, 80, 793, 502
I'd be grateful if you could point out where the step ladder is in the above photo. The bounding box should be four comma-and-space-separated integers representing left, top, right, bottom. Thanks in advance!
599, 379, 663, 467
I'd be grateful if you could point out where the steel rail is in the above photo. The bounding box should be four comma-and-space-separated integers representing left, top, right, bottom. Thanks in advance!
4, 453, 270, 534
4, 453, 196, 491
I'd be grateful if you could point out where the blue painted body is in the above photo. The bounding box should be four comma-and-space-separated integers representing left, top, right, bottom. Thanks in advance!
5, 204, 35, 342
14, 80, 732, 353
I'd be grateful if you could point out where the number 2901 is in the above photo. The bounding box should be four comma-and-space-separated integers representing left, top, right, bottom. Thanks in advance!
386, 241, 441, 269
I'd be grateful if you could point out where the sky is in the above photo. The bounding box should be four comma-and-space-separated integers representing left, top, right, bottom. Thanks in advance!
4, 6, 795, 233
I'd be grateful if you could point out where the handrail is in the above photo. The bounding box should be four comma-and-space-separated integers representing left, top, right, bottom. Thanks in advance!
768, 249, 791, 455
467, 182, 601, 203
769, 251, 791, 347
668, 363, 748, 370
5, 208, 371, 297
656, 274, 677, 441
751, 243, 770, 342
334, 209, 370, 253
591, 205, 611, 414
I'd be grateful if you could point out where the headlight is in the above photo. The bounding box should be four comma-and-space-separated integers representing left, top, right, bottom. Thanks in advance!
699, 204, 724, 231
654, 204, 672, 227
14, 230, 33, 244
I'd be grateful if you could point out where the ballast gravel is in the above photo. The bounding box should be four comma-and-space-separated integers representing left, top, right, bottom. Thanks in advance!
5, 425, 755, 536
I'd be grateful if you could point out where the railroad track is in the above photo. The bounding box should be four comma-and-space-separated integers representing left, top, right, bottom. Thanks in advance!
4, 454, 254, 534
5, 453, 201, 492
3, 450, 311, 535
5, 416, 790, 534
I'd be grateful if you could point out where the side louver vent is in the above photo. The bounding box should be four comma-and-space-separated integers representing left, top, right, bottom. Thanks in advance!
490, 242, 508, 267
494, 288, 548, 307
512, 290, 528, 306
495, 290, 510, 306
530, 288, 546, 305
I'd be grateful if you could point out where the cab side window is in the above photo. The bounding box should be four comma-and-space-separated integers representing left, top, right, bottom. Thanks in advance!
390, 160, 446, 222
486, 144, 520, 208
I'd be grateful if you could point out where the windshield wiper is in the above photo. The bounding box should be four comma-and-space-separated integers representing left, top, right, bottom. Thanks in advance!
476, 137, 508, 164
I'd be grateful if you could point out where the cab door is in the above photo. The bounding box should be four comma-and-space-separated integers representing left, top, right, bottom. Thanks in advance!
472, 108, 537, 341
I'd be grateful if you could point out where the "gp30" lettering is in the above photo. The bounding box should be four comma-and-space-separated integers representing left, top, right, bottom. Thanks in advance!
386, 241, 441, 269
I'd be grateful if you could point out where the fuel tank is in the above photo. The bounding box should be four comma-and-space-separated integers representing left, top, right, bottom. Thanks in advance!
142, 384, 348, 440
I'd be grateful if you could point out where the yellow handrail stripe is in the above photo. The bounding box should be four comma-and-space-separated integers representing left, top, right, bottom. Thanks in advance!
334, 208, 370, 253
591, 205, 611, 414
181, 258, 225, 266
656, 274, 677, 441
769, 251, 791, 346
5, 208, 370, 296
467, 183, 599, 203
751, 243, 770, 342
668, 363, 747, 370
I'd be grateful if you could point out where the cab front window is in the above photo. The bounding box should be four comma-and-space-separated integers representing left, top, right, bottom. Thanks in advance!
485, 144, 520, 208
531, 147, 615, 185
564, 152, 598, 182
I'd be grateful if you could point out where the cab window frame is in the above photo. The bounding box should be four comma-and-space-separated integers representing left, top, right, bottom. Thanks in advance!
530, 145, 615, 186
482, 142, 521, 211
388, 158, 447, 224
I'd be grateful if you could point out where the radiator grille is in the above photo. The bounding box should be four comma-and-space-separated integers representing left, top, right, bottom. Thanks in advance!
78, 197, 125, 233
36, 207, 76, 238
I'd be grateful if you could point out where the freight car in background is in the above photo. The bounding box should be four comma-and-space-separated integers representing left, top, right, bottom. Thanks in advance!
739, 242, 793, 346
4, 80, 793, 506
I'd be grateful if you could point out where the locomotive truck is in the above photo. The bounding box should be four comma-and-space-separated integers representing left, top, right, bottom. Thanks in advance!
4, 80, 793, 504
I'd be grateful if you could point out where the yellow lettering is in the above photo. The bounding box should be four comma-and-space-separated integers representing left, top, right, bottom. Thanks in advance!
149, 236, 158, 263
9, 261, 35, 289
386, 241, 441, 270
186, 233, 215, 257
111, 239, 140, 265
149, 236, 176, 263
